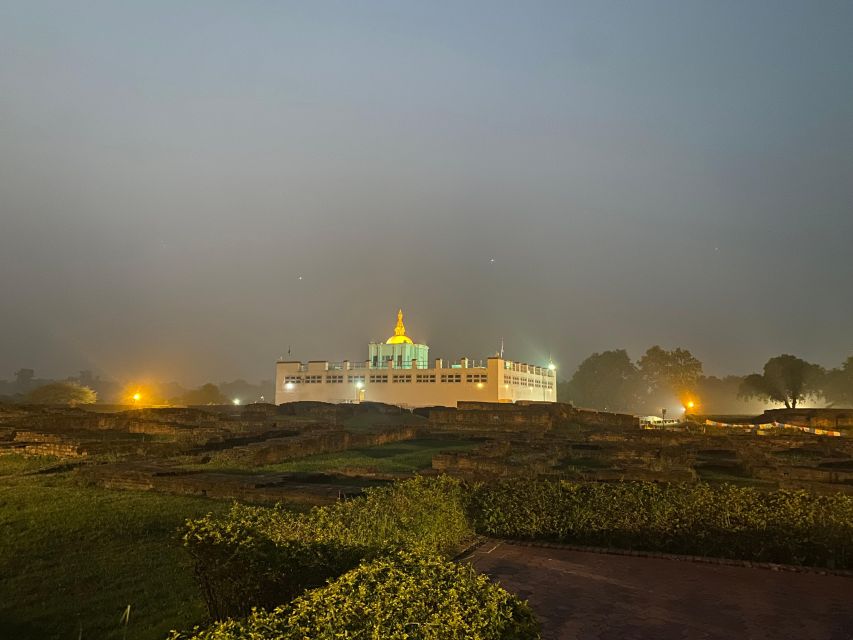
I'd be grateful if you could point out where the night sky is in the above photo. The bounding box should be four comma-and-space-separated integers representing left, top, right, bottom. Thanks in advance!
1, 1, 851, 385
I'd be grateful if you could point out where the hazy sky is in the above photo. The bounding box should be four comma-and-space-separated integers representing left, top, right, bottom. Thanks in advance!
1, 1, 851, 385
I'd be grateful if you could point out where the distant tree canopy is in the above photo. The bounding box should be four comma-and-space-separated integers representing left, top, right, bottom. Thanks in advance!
637, 346, 703, 401
820, 356, 853, 408
738, 355, 824, 409
567, 349, 639, 411
27, 382, 97, 406
182, 383, 226, 405
563, 345, 703, 413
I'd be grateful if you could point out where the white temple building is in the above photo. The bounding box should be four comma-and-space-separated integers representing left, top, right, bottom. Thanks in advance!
274, 310, 556, 408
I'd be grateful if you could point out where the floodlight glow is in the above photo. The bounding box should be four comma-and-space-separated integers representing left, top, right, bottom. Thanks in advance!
476, 382, 484, 389
548, 363, 556, 371
355, 381, 364, 389
285, 382, 295, 391
233, 398, 240, 405
132, 393, 141, 402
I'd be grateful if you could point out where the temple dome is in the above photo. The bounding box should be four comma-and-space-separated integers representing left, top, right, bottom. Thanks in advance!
386, 309, 414, 344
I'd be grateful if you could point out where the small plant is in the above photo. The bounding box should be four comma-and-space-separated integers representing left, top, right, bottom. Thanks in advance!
183, 476, 473, 618
170, 551, 539, 640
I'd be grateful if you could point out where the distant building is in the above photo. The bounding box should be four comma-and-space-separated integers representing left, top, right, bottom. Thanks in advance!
275, 309, 556, 408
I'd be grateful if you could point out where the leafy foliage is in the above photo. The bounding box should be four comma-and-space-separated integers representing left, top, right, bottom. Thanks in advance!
25, 381, 97, 405
469, 480, 853, 569
182, 383, 227, 405
638, 346, 703, 399
170, 551, 539, 640
183, 476, 473, 619
822, 356, 853, 407
566, 349, 639, 411
738, 354, 824, 408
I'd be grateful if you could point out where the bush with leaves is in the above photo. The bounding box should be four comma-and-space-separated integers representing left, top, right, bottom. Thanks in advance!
469, 480, 853, 569
170, 551, 539, 640
183, 476, 473, 619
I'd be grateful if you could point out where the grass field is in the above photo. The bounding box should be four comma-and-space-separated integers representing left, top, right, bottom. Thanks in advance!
255, 437, 482, 474
0, 455, 228, 640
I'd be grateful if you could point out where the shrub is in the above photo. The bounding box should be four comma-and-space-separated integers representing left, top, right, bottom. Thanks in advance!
183, 476, 473, 618
170, 551, 539, 640
469, 480, 853, 569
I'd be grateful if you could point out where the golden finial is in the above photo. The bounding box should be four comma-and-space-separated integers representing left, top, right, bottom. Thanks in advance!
395, 309, 405, 336
387, 308, 413, 344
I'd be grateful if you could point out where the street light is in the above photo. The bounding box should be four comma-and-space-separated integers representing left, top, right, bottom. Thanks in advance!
232, 398, 240, 406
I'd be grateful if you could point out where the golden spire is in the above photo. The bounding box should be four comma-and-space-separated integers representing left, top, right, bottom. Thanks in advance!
386, 308, 413, 344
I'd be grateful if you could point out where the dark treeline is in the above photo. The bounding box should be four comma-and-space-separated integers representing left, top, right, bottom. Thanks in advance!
0, 369, 274, 407
559, 348, 853, 415
3, 351, 852, 413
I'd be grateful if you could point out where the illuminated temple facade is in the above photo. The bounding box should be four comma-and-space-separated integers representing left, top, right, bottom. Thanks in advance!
274, 310, 557, 408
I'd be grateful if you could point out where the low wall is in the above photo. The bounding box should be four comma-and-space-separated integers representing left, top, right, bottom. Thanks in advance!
218, 426, 418, 466
762, 409, 853, 430
429, 402, 638, 431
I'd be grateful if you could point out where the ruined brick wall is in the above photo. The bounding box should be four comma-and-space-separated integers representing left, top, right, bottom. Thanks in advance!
763, 408, 853, 429
220, 426, 417, 466
571, 409, 638, 429
429, 402, 638, 431
429, 407, 554, 430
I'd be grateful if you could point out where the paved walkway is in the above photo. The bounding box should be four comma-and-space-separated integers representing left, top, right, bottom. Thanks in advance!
467, 542, 853, 640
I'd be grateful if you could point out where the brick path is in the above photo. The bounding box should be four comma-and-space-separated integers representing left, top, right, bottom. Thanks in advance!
466, 542, 853, 640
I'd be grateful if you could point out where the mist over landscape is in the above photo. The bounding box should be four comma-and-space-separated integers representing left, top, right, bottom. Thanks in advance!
2, 1, 851, 390
3, 4, 853, 640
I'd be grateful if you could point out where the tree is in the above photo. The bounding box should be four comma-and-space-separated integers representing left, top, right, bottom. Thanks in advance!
14, 368, 35, 393
566, 350, 640, 411
738, 355, 824, 409
637, 346, 703, 398
27, 382, 97, 406
822, 356, 853, 407
182, 383, 226, 405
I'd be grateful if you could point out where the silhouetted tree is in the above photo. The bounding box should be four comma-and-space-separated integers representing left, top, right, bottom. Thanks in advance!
182, 383, 226, 405
738, 355, 824, 409
27, 382, 97, 406
638, 346, 703, 398
14, 368, 35, 393
822, 356, 853, 407
567, 350, 640, 411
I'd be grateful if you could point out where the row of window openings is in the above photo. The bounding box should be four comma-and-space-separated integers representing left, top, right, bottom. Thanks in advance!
505, 375, 554, 389
283, 374, 490, 385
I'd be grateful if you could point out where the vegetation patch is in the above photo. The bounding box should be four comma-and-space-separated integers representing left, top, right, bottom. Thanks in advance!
0, 469, 229, 640
469, 479, 853, 569
256, 437, 481, 474
170, 551, 538, 640
183, 476, 473, 619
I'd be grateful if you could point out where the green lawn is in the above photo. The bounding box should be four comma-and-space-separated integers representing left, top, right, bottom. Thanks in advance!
0, 457, 229, 640
256, 438, 481, 474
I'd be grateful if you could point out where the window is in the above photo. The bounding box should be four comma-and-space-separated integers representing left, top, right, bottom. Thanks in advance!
348, 375, 365, 384
466, 373, 487, 383
392, 374, 411, 383
326, 375, 344, 383
369, 374, 388, 383
416, 374, 436, 383
440, 373, 462, 383
284, 376, 302, 384
304, 375, 323, 384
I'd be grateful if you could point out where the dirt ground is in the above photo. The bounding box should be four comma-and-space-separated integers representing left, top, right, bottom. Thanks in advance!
467, 542, 853, 640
